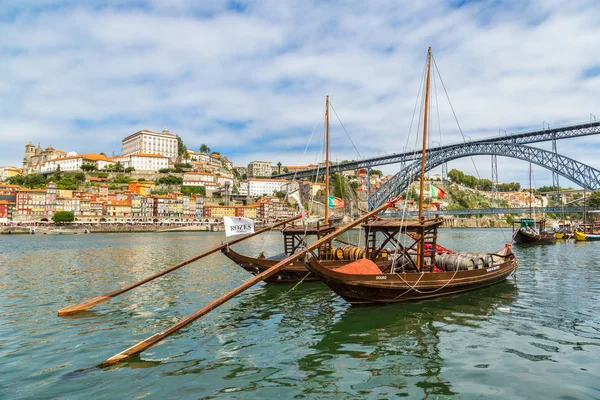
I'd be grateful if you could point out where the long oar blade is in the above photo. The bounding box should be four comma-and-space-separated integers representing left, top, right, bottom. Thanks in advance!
98, 198, 399, 367
58, 216, 299, 316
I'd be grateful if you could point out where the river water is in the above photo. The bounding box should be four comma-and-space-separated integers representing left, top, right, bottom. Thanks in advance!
0, 229, 598, 399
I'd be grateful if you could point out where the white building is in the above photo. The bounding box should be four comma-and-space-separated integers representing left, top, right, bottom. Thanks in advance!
41, 153, 114, 173
248, 161, 272, 178
247, 178, 289, 197
122, 128, 178, 159
115, 153, 169, 171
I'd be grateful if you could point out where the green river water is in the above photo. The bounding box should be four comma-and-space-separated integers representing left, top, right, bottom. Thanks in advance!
0, 229, 598, 399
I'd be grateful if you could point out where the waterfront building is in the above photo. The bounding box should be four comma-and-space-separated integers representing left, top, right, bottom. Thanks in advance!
247, 178, 289, 197
104, 199, 132, 220
0, 200, 14, 222
15, 188, 47, 219
121, 128, 178, 159
0, 184, 19, 203
45, 182, 57, 216
247, 161, 272, 178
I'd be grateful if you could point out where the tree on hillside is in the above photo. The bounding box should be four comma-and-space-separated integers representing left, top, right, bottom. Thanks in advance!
114, 161, 124, 172
369, 169, 383, 176
588, 190, 600, 208
177, 135, 187, 156
81, 163, 97, 172
52, 211, 74, 224
277, 161, 282, 174
200, 144, 211, 153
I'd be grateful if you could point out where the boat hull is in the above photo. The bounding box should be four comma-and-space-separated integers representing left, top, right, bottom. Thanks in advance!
513, 229, 555, 245
306, 246, 518, 305
574, 231, 600, 241
221, 248, 321, 282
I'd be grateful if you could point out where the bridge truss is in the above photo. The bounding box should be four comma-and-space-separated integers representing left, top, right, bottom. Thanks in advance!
368, 142, 600, 210
276, 121, 600, 180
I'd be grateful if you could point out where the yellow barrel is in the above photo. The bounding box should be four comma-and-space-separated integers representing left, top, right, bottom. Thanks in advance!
342, 245, 356, 260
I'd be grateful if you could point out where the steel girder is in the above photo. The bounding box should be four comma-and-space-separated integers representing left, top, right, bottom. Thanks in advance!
275, 121, 600, 180
384, 206, 599, 218
368, 142, 600, 209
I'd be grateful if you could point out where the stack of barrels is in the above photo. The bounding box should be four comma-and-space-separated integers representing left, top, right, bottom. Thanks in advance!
330, 245, 388, 260
436, 252, 493, 271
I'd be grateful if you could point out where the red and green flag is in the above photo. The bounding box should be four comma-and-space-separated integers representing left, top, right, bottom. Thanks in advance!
328, 196, 344, 208
429, 184, 445, 199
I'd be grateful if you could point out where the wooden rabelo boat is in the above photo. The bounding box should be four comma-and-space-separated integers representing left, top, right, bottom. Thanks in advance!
221, 223, 336, 282
512, 218, 555, 244
305, 218, 517, 304
303, 48, 518, 305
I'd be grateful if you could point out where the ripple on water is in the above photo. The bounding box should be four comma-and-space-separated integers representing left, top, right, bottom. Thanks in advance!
0, 230, 599, 399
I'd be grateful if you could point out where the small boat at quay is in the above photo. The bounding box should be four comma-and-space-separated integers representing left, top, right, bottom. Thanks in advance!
304, 48, 519, 305
512, 218, 555, 244
573, 230, 600, 241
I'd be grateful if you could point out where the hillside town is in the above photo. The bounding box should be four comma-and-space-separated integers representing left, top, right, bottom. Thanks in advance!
0, 127, 555, 225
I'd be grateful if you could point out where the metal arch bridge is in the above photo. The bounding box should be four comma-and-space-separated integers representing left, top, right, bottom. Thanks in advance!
384, 206, 600, 218
276, 121, 600, 180
367, 141, 600, 210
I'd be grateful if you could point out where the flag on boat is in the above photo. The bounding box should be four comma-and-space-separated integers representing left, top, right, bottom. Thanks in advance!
429, 184, 446, 199
223, 216, 255, 237
328, 196, 344, 209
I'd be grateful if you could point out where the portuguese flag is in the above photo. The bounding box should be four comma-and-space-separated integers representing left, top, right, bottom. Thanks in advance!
328, 196, 345, 208
429, 184, 446, 199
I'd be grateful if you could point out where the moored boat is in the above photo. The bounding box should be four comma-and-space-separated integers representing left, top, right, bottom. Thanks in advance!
512, 218, 555, 245
304, 47, 518, 305
573, 230, 600, 241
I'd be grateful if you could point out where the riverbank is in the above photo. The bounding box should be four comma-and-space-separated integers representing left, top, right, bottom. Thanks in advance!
0, 217, 516, 235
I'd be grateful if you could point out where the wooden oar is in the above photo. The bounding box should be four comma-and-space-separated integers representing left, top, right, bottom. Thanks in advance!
57, 216, 301, 316
98, 197, 399, 367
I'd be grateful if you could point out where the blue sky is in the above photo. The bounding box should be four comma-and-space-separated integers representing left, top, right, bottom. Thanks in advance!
1, 0, 599, 188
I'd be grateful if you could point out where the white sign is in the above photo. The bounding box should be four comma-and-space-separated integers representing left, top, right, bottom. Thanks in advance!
224, 216, 255, 237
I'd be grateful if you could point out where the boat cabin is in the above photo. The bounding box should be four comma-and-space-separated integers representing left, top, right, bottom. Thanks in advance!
282, 222, 336, 260
360, 217, 445, 272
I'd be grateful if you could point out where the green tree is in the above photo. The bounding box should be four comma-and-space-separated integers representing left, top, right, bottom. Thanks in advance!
23, 174, 47, 189
369, 169, 383, 176
199, 144, 210, 153
180, 186, 206, 196
113, 173, 132, 184
114, 161, 124, 172
277, 161, 282, 174
52, 211, 74, 224
177, 135, 187, 156
588, 190, 600, 207
125, 166, 135, 173
81, 163, 97, 171
6, 175, 25, 186
74, 172, 86, 183
156, 175, 183, 185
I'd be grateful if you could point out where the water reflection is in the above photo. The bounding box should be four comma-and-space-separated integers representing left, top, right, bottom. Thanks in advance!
296, 283, 518, 398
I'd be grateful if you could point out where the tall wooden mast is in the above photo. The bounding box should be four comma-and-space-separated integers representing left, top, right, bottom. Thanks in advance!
418, 47, 432, 221
325, 95, 330, 225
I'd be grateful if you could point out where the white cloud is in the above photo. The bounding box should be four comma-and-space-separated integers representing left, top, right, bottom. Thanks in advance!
1, 0, 599, 189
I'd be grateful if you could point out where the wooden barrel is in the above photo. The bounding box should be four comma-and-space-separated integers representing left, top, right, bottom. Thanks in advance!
333, 247, 344, 260
341, 245, 354, 260
438, 254, 475, 271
